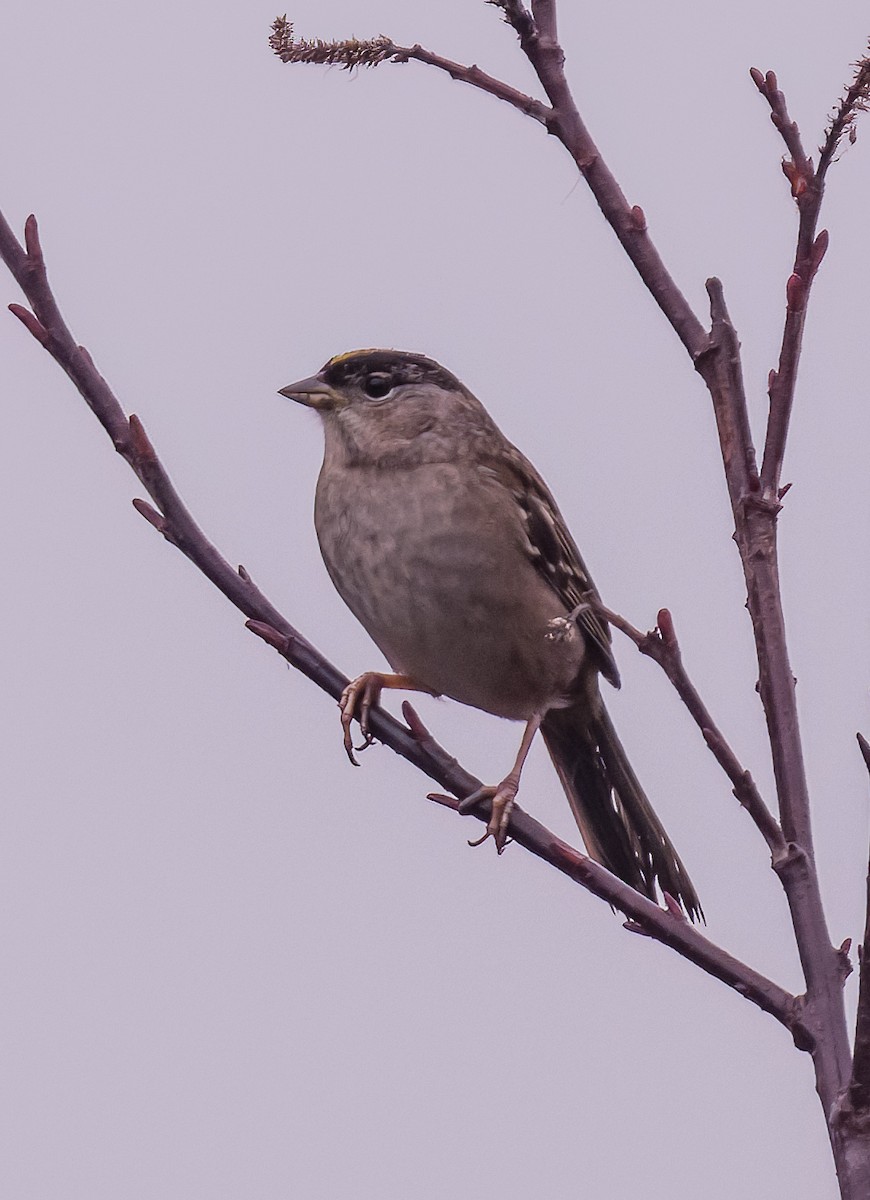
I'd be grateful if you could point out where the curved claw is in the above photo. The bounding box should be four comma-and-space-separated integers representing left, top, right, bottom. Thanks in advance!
459, 781, 517, 853
339, 672, 388, 766
467, 829, 513, 853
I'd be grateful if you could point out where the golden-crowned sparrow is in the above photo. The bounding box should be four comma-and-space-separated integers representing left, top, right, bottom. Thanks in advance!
281, 349, 701, 920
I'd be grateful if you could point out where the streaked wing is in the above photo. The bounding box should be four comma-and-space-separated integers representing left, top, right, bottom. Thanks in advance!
479, 444, 620, 688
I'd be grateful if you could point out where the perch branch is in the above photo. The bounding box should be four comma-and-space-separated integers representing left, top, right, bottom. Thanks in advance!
0, 207, 800, 1038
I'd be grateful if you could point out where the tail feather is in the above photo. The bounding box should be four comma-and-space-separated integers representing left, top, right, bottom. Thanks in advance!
541, 699, 702, 922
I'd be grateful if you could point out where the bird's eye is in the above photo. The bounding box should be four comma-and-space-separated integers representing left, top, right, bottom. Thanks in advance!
362, 373, 393, 400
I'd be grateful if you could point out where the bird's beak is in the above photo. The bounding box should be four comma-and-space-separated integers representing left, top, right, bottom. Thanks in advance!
278, 374, 341, 411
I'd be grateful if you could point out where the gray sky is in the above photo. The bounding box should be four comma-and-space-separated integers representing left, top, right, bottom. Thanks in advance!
2, 2, 869, 1197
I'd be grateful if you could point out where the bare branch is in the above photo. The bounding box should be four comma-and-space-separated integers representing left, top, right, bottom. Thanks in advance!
846, 735, 870, 1113
0, 208, 803, 1037
594, 602, 785, 859
391, 42, 551, 124
270, 16, 551, 124
749, 67, 813, 179
271, 14, 708, 359
697, 278, 760, 504
749, 64, 862, 497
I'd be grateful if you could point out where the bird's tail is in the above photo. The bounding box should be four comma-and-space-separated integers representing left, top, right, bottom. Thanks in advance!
541, 698, 702, 922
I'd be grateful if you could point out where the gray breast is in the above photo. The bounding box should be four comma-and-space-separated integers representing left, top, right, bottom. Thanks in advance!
314, 460, 587, 720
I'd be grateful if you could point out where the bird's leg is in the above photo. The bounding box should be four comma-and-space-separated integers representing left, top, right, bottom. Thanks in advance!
459, 713, 543, 854
340, 672, 437, 765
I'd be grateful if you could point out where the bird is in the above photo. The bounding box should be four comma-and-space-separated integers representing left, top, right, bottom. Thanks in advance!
280, 348, 701, 920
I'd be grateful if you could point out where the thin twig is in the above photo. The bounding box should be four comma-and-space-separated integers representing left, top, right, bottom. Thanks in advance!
0, 207, 802, 1036
271, 15, 708, 360
749, 68, 813, 178
392, 43, 551, 124
846, 734, 870, 1113
749, 65, 862, 498
697, 278, 760, 505
697, 282, 850, 1114
269, 17, 551, 125
594, 601, 785, 859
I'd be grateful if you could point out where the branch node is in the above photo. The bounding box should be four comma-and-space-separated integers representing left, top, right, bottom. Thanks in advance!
655, 607, 678, 653
131, 497, 167, 533
629, 204, 647, 232
23, 213, 43, 263
8, 303, 48, 344
237, 564, 252, 582
128, 414, 157, 463
789, 996, 817, 1052
402, 700, 430, 742
786, 272, 805, 312
623, 919, 653, 937
426, 790, 461, 811
781, 158, 808, 198
245, 618, 293, 655
811, 229, 829, 275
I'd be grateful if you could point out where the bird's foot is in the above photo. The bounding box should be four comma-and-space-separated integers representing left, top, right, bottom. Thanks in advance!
458, 777, 519, 854
339, 671, 434, 765
339, 672, 387, 765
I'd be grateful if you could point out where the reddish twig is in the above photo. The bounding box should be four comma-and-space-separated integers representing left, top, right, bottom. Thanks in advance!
269, 17, 550, 125
697, 279, 760, 504
749, 68, 813, 179
271, 14, 708, 360
594, 602, 785, 859
846, 735, 870, 1111
829, 734, 870, 1188
390, 43, 550, 123
692, 277, 848, 1117
0, 207, 802, 1036
749, 64, 866, 498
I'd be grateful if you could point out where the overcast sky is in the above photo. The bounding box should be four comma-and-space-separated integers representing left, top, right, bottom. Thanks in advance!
2, 2, 869, 1197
